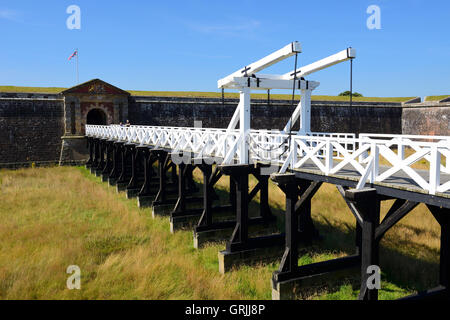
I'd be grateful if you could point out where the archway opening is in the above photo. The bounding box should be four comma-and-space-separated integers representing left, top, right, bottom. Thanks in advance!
86, 108, 107, 125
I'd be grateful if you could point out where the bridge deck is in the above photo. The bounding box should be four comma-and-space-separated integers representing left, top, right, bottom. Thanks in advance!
288, 159, 450, 208
113, 142, 450, 207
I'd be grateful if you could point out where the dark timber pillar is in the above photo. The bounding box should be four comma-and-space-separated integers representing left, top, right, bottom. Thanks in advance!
428, 205, 450, 298
221, 164, 252, 253
125, 144, 142, 199
271, 176, 361, 300
153, 150, 169, 205
101, 140, 114, 182
94, 139, 107, 176
345, 188, 380, 301
151, 149, 176, 216
86, 137, 94, 168
137, 146, 157, 208
191, 161, 238, 246
278, 174, 299, 275
108, 141, 124, 186
217, 164, 282, 273
90, 138, 100, 173
169, 158, 204, 232
116, 143, 134, 192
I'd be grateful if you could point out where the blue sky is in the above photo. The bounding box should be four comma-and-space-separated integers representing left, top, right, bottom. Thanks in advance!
0, 0, 448, 97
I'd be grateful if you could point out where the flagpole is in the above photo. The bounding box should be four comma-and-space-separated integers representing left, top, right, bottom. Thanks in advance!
76, 48, 79, 84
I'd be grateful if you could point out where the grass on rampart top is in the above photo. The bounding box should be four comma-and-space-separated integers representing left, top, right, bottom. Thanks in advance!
0, 85, 414, 102
425, 95, 449, 102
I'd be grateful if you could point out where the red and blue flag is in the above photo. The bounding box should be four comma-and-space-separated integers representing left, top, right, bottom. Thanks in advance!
68, 50, 78, 61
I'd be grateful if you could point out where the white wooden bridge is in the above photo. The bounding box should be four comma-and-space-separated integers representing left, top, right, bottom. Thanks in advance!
86, 125, 450, 197
85, 42, 450, 300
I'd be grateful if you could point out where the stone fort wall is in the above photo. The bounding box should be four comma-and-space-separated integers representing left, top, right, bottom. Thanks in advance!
0, 94, 64, 166
402, 102, 450, 136
0, 92, 448, 167
128, 96, 403, 134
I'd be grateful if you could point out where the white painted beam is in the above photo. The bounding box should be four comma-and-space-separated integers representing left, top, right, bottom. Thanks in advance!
226, 99, 242, 132
227, 77, 320, 91
239, 87, 251, 164
283, 48, 356, 80
218, 42, 302, 89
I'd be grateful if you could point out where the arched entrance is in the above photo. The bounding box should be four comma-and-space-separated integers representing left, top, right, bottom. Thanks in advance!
86, 108, 107, 125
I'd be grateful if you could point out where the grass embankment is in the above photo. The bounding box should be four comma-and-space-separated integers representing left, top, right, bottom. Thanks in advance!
0, 166, 441, 299
0, 85, 413, 102
425, 95, 449, 102
0, 86, 66, 94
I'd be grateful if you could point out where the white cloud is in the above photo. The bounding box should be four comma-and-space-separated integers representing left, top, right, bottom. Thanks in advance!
0, 9, 21, 22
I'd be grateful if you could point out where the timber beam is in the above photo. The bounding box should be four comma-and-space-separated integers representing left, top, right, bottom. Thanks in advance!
116, 142, 135, 192
85, 137, 94, 168
344, 188, 380, 301
217, 164, 281, 273
136, 146, 159, 207
152, 152, 201, 217
90, 138, 101, 173
100, 140, 115, 182
93, 139, 107, 176
107, 141, 125, 186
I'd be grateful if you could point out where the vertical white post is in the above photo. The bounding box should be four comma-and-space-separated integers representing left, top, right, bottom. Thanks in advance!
299, 89, 312, 135
446, 140, 450, 173
370, 143, 379, 183
325, 140, 333, 174
398, 142, 405, 160
239, 87, 251, 164
397, 137, 405, 160
291, 140, 297, 169
430, 146, 440, 195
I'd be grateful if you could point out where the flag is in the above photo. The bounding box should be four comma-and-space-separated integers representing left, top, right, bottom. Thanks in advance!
68, 49, 78, 61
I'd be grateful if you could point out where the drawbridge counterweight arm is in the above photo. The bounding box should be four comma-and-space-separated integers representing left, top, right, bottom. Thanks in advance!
218, 42, 302, 89
283, 48, 356, 80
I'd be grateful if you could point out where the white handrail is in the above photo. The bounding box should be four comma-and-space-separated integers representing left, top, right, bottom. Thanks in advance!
86, 125, 450, 195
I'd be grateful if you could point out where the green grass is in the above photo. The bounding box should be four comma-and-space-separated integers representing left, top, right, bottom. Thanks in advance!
0, 85, 415, 102
0, 166, 439, 300
129, 90, 415, 102
426, 95, 449, 101
0, 86, 67, 94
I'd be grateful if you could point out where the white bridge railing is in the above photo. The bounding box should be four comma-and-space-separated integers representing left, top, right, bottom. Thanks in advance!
86, 125, 450, 195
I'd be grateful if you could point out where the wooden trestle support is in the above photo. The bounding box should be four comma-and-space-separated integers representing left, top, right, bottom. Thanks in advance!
85, 136, 450, 301
270, 173, 450, 300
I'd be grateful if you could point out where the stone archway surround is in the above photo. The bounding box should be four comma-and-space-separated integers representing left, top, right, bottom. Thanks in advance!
81, 102, 114, 133
59, 79, 130, 165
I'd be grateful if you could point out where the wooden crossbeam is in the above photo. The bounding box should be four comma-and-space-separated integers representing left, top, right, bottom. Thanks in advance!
375, 200, 419, 241
336, 185, 363, 225
294, 181, 322, 214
